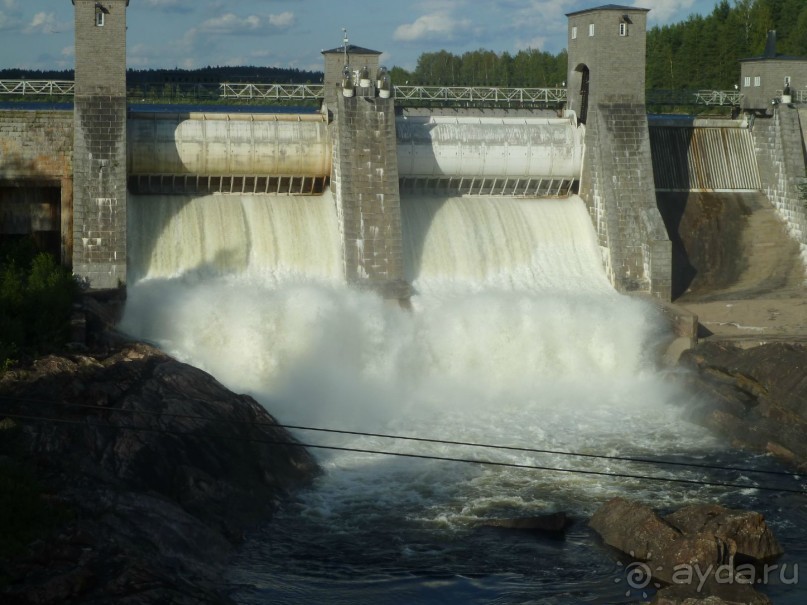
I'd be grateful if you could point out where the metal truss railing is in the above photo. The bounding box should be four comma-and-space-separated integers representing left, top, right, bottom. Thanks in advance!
0, 79, 751, 108
646, 89, 743, 107
392, 86, 567, 106
0, 80, 75, 95
219, 83, 324, 100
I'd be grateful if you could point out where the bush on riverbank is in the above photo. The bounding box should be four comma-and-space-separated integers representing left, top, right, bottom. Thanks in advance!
0, 240, 79, 372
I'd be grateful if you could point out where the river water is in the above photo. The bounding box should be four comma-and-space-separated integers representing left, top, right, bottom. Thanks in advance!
120, 192, 805, 604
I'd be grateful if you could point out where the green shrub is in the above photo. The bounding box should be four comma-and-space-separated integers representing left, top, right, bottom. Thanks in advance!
0, 241, 79, 371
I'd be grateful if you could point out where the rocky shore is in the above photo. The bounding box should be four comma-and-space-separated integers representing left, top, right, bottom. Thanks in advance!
0, 343, 319, 604
678, 341, 807, 472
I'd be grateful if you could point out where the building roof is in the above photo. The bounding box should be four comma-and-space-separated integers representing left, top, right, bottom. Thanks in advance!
566, 4, 649, 17
321, 44, 382, 56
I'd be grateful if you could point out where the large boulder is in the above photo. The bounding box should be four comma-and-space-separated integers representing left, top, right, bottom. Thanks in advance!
678, 342, 807, 471
590, 498, 780, 601
665, 504, 782, 562
0, 343, 319, 604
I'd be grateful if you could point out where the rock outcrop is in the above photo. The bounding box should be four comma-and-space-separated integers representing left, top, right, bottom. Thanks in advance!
0, 343, 319, 604
590, 498, 780, 604
678, 341, 807, 471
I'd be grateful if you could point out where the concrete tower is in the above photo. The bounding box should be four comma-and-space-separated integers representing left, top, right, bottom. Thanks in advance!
565, 5, 671, 299
72, 0, 129, 288
566, 5, 649, 123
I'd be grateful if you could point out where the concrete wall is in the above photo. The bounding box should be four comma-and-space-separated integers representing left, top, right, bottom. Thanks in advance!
0, 109, 74, 263
751, 107, 807, 247
740, 59, 807, 110
0, 110, 73, 180
332, 88, 409, 300
73, 0, 128, 289
582, 100, 671, 298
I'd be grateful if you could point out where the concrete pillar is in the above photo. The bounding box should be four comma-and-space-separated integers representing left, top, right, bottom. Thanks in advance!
71, 0, 129, 289
331, 83, 410, 300
566, 5, 671, 300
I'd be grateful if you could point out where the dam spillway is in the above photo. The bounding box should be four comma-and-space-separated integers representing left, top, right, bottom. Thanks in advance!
125, 112, 582, 196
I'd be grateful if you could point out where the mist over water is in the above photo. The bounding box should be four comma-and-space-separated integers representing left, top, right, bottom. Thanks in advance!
120, 192, 804, 604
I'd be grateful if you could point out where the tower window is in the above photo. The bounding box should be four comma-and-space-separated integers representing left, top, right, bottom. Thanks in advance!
95, 4, 106, 27
619, 22, 627, 36
588, 23, 594, 37
572, 26, 577, 40
754, 76, 761, 87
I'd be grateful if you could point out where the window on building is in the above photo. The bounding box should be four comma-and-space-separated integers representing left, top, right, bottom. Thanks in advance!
589, 23, 595, 37
95, 7, 105, 27
619, 22, 627, 36
754, 76, 761, 87
572, 26, 577, 40
743, 76, 751, 88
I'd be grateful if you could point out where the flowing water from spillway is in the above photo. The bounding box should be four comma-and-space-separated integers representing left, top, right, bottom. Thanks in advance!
121, 192, 805, 604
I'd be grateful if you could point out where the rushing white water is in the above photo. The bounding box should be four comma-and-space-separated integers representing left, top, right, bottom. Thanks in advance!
123, 191, 807, 603
122, 192, 725, 526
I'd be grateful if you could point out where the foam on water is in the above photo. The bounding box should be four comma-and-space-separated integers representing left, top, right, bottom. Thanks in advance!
121, 193, 724, 527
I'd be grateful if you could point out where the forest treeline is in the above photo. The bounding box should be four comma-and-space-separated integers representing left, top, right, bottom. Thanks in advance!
392, 0, 807, 89
0, 66, 322, 85
1, 0, 806, 90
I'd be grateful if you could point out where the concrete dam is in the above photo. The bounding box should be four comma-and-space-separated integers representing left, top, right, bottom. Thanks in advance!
1, 2, 806, 305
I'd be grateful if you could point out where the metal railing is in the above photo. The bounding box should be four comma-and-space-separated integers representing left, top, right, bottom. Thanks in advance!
392, 86, 567, 106
0, 80, 75, 95
219, 83, 323, 100
0, 79, 752, 108
645, 89, 743, 106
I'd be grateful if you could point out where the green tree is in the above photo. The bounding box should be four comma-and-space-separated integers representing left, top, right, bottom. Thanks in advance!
0, 242, 79, 371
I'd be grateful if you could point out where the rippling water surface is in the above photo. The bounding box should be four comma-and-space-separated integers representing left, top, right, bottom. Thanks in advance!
121, 193, 807, 604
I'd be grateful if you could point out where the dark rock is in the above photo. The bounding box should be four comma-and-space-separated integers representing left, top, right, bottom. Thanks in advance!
589, 497, 680, 561
665, 504, 783, 561
0, 343, 319, 604
590, 498, 779, 601
480, 512, 570, 534
651, 582, 772, 605
678, 342, 807, 471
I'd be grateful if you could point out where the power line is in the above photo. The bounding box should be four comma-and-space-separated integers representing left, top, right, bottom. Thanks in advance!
1, 411, 805, 495
0, 394, 800, 479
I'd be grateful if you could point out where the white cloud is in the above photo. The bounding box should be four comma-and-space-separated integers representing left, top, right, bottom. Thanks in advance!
198, 13, 262, 34
24, 12, 69, 35
515, 36, 548, 51
61, 45, 74, 57
637, 0, 697, 24
394, 12, 470, 42
143, 0, 194, 12
268, 11, 294, 28
187, 11, 295, 40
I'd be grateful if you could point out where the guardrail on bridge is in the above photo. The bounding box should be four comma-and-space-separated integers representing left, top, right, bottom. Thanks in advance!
0, 79, 753, 108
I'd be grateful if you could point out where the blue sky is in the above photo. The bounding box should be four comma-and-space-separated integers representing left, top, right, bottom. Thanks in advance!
1, 1, 721, 73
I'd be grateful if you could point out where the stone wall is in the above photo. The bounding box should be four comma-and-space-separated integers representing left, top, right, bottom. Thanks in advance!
332, 88, 409, 299
0, 109, 74, 263
72, 0, 128, 289
0, 110, 73, 181
751, 107, 807, 247
581, 99, 671, 299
